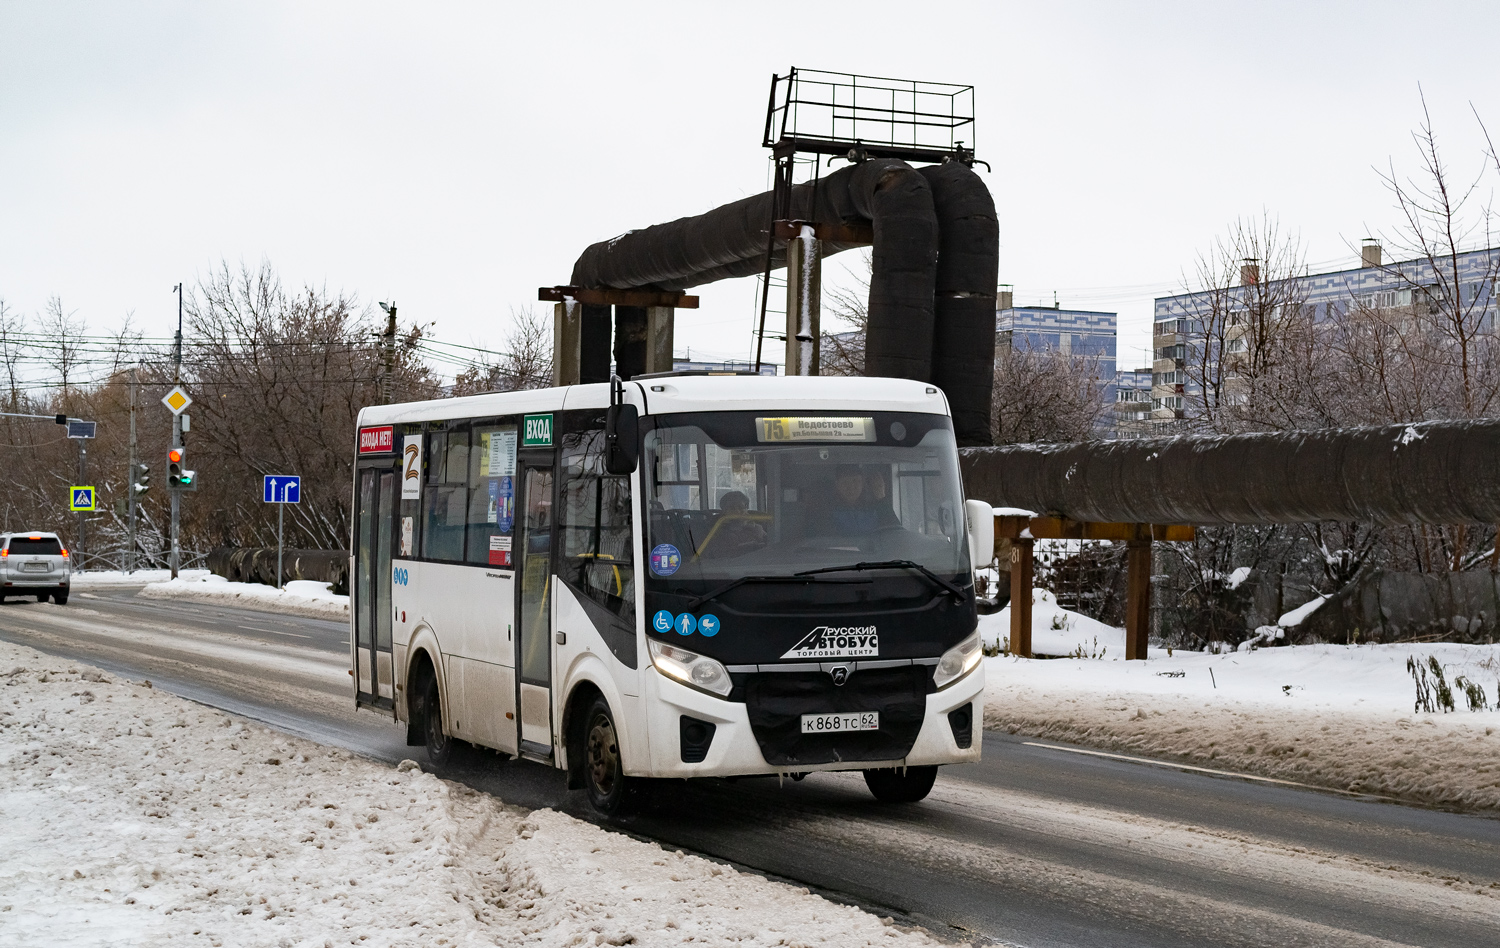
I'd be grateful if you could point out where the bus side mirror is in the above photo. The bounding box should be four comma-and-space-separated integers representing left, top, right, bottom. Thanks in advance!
605, 403, 639, 475
965, 499, 995, 570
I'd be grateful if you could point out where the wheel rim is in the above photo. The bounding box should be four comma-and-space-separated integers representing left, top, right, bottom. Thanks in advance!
586, 714, 619, 797
426, 696, 447, 755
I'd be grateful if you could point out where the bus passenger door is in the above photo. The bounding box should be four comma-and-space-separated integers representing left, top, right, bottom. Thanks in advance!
515, 461, 555, 758
355, 467, 396, 711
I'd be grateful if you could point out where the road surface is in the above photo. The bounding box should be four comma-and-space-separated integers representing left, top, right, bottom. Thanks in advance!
3, 586, 1497, 948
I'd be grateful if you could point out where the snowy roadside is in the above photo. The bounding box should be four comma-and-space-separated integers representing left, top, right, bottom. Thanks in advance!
135, 575, 348, 620
983, 642, 1500, 812
0, 638, 938, 948
70, 570, 213, 588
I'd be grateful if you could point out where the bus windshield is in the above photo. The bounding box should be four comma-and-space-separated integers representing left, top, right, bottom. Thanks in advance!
643, 411, 970, 588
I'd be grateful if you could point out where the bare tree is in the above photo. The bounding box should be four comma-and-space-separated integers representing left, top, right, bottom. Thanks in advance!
1373, 93, 1500, 420
451, 306, 555, 396
819, 250, 870, 377
991, 344, 1105, 444
181, 260, 440, 551
1173, 216, 1313, 434
0, 299, 25, 412
39, 295, 86, 407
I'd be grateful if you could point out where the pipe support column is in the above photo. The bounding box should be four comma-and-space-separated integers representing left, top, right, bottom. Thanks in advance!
644, 306, 675, 375
552, 301, 582, 387
1009, 538, 1034, 658
1125, 539, 1152, 660
784, 228, 820, 376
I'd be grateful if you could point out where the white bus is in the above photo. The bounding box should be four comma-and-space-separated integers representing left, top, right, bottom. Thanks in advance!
351, 374, 999, 813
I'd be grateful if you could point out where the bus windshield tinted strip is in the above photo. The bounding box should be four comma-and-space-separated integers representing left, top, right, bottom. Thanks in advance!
795, 559, 968, 602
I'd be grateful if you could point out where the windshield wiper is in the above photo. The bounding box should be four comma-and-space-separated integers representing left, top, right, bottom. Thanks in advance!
682, 575, 817, 612
795, 559, 968, 602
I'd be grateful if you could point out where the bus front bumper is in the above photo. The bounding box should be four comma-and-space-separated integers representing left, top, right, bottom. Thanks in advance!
638, 663, 985, 779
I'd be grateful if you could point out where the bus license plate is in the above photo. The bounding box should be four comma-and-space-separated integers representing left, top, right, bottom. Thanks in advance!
800, 712, 879, 734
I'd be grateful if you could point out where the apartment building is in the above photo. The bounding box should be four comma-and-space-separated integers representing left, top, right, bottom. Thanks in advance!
1149, 241, 1499, 423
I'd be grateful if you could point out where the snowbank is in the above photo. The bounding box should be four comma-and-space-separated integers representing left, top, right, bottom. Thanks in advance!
137, 574, 348, 620
978, 587, 1125, 658
0, 638, 936, 948
70, 569, 212, 587
984, 642, 1500, 811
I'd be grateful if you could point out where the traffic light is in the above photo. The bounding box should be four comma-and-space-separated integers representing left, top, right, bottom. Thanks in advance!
168, 448, 183, 488
179, 467, 196, 490
132, 462, 150, 495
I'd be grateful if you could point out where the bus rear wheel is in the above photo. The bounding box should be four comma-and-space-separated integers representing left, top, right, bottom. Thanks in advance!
863, 765, 938, 803
422, 678, 454, 771
582, 697, 629, 815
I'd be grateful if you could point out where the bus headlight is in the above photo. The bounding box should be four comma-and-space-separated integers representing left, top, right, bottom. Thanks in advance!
649, 639, 733, 697
933, 630, 983, 689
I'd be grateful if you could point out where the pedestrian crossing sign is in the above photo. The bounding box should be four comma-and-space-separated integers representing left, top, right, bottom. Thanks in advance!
70, 486, 96, 511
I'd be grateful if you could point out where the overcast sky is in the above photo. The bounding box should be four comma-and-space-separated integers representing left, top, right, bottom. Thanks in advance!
4, 1, 1500, 380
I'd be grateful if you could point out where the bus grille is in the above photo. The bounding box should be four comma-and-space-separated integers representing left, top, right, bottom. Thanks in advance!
742, 666, 928, 767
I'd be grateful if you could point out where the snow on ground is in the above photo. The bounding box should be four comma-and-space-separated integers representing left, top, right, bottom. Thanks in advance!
0, 638, 937, 948
70, 570, 213, 588
978, 588, 1125, 658
984, 641, 1500, 811
137, 575, 348, 620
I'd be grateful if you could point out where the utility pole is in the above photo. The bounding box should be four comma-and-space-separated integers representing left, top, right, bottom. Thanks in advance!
76, 436, 86, 566
127, 365, 138, 573
170, 283, 183, 579
378, 301, 396, 404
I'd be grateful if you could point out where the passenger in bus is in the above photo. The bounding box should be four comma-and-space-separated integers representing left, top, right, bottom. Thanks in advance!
706, 490, 766, 557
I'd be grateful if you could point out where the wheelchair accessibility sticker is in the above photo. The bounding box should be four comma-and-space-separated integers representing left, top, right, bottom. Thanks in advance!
652, 610, 674, 633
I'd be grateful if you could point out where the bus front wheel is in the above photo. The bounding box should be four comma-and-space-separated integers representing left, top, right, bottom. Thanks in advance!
582, 697, 629, 815
863, 765, 938, 803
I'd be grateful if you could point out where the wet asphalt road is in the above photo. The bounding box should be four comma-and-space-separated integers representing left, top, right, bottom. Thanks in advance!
2, 586, 1498, 947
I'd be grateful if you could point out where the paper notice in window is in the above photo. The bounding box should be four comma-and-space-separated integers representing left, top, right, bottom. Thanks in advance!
489, 430, 517, 477
488, 534, 512, 567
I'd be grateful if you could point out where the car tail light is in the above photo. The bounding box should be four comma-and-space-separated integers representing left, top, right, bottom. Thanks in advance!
59, 549, 69, 558
1, 549, 7, 557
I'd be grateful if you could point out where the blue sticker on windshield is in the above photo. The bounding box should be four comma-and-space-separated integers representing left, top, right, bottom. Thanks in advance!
652, 610, 674, 633
650, 543, 681, 576
698, 614, 720, 637
675, 612, 697, 636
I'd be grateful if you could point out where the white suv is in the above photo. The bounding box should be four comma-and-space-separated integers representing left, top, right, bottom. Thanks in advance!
0, 532, 71, 604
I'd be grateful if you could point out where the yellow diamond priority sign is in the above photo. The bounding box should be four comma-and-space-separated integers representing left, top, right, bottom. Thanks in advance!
70, 486, 96, 511
161, 385, 192, 415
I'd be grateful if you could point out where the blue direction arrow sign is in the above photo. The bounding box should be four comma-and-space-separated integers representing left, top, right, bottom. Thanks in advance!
262, 475, 301, 504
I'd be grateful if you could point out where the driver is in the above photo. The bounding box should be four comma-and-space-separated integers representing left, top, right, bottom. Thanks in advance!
864, 469, 902, 529
816, 464, 883, 536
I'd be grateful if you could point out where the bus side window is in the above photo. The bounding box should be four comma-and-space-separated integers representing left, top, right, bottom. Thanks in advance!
467, 424, 518, 566
421, 426, 468, 562
560, 430, 635, 616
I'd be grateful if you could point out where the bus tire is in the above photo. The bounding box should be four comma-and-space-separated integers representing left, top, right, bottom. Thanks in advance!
863, 765, 939, 803
422, 677, 454, 771
581, 696, 629, 815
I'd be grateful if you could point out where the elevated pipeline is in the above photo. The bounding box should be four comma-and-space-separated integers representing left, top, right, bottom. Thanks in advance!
959, 420, 1500, 526
569, 159, 998, 446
